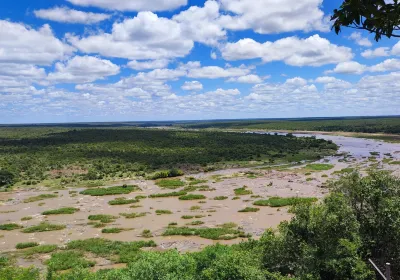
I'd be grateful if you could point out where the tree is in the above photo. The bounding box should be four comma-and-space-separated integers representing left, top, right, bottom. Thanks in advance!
0, 170, 15, 188
332, 0, 400, 41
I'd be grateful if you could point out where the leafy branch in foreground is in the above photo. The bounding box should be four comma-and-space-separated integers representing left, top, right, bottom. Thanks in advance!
332, 0, 400, 41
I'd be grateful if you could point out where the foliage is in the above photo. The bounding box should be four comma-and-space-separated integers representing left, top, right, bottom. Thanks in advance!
186, 220, 205, 226
101, 228, 126, 233
333, 171, 400, 278
141, 229, 153, 238
108, 197, 139, 205
88, 215, 117, 223
156, 179, 185, 189
234, 186, 253, 196
23, 194, 57, 203
23, 245, 58, 256
163, 227, 249, 240
0, 170, 15, 188
0, 128, 337, 186
149, 168, 184, 180
332, 0, 400, 41
15, 242, 39, 249
42, 207, 79, 215
180, 117, 400, 134
254, 197, 318, 207
149, 191, 187, 198
0, 223, 22, 231
214, 196, 228, 200
179, 194, 206, 200
239, 207, 260, 212
80, 185, 140, 196
22, 222, 65, 233
305, 164, 334, 171
155, 209, 173, 215
120, 212, 147, 219
47, 251, 95, 272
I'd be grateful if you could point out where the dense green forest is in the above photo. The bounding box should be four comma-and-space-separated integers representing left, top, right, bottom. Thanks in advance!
2, 171, 400, 279
179, 117, 400, 134
0, 128, 337, 188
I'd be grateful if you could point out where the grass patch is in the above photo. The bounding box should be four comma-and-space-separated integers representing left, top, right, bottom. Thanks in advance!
47, 251, 95, 271
238, 207, 260, 212
163, 227, 249, 240
42, 207, 79, 215
155, 179, 185, 189
370, 152, 380, 156
234, 186, 253, 196
120, 212, 147, 219
389, 161, 400, 165
179, 194, 206, 200
168, 222, 178, 227
22, 222, 66, 233
23, 245, 58, 256
108, 197, 139, 205
21, 216, 33, 221
232, 196, 240, 200
141, 229, 153, 238
189, 179, 208, 185
181, 215, 194, 219
135, 195, 147, 200
23, 194, 57, 203
0, 223, 22, 231
219, 222, 238, 229
80, 185, 140, 196
101, 228, 127, 234
253, 197, 318, 207
149, 191, 187, 198
67, 238, 156, 262
155, 209, 173, 215
16, 242, 39, 249
214, 196, 228, 200
190, 206, 201, 211
305, 164, 334, 171
321, 174, 328, 178
186, 220, 204, 226
88, 215, 117, 223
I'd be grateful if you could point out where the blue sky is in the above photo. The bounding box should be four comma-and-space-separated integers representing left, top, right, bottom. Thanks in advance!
0, 0, 399, 124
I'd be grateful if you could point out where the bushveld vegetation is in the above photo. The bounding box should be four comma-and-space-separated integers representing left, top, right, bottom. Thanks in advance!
0, 223, 22, 231
180, 117, 400, 134
80, 185, 140, 196
22, 222, 66, 233
23, 194, 57, 203
15, 242, 39, 249
234, 186, 253, 196
108, 197, 139, 205
42, 207, 79, 215
149, 191, 187, 198
253, 197, 318, 207
305, 163, 335, 171
88, 215, 117, 224
4, 171, 400, 279
0, 127, 337, 188
179, 194, 206, 200
120, 212, 147, 219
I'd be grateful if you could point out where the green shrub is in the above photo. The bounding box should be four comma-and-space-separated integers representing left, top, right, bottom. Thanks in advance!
23, 244, 58, 256
234, 186, 253, 196
120, 212, 147, 219
149, 191, 187, 198
232, 196, 240, 200
23, 194, 57, 203
305, 164, 334, 171
163, 227, 249, 240
149, 169, 184, 180
179, 194, 206, 200
22, 222, 66, 233
141, 229, 153, 238
47, 251, 95, 271
80, 185, 140, 196
155, 179, 185, 189
214, 196, 228, 200
181, 215, 194, 219
190, 206, 201, 210
42, 207, 79, 215
16, 242, 39, 249
156, 210, 173, 215
239, 207, 260, 212
0, 223, 22, 231
88, 214, 117, 223
101, 228, 125, 233
189, 179, 208, 185
108, 197, 139, 205
21, 216, 33, 221
253, 197, 318, 207
186, 220, 204, 226
135, 195, 147, 200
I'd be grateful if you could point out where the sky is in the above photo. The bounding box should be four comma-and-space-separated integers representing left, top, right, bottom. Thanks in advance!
1, 0, 400, 124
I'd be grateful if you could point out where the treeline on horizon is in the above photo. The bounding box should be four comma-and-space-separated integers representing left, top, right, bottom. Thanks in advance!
179, 117, 400, 134
0, 128, 337, 188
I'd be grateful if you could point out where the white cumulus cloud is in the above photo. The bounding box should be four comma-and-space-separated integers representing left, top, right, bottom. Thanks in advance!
34, 7, 110, 24
66, 0, 187, 12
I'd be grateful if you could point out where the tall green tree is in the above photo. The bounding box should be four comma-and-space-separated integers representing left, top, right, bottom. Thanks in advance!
332, 0, 400, 41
